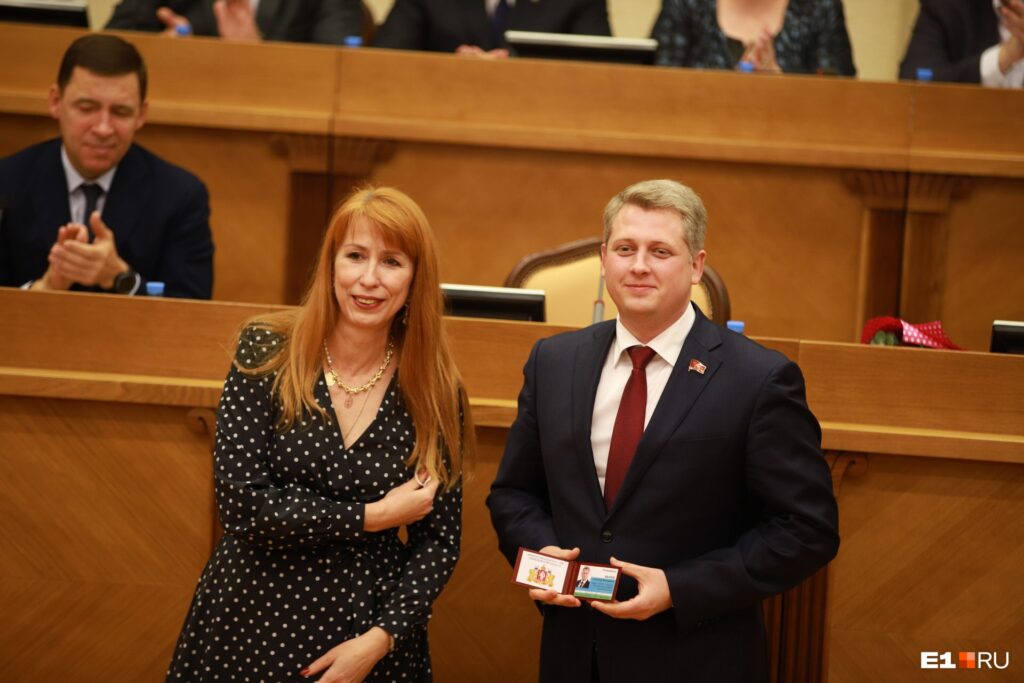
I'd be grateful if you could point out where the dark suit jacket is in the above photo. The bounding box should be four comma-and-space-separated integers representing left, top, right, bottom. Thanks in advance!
106, 0, 363, 45
899, 0, 1000, 83
373, 0, 611, 52
487, 306, 839, 683
0, 139, 214, 299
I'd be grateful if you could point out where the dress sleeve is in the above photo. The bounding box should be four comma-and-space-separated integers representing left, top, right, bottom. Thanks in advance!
373, 481, 463, 641
214, 326, 368, 548
651, 0, 695, 67
811, 0, 856, 76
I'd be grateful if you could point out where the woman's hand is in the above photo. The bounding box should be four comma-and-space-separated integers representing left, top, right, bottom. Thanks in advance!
364, 474, 439, 532
301, 627, 391, 682
740, 28, 781, 73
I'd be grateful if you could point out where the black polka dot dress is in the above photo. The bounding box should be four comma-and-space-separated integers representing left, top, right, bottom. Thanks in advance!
167, 327, 462, 682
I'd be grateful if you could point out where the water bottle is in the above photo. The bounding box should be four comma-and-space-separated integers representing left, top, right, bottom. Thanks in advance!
146, 281, 166, 297
915, 68, 933, 82
343, 36, 363, 48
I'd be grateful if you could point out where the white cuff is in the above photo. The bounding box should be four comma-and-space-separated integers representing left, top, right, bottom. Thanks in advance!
980, 44, 1005, 87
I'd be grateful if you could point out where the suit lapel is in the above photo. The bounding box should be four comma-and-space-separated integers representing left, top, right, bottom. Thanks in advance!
607, 307, 724, 518
32, 142, 72, 244
460, 0, 496, 49
572, 320, 615, 517
102, 146, 148, 259
255, 0, 280, 34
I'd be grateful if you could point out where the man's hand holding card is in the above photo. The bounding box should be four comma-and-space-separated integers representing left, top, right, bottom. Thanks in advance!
512, 547, 623, 606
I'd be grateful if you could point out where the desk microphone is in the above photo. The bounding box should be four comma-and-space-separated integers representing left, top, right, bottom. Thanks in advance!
592, 273, 605, 324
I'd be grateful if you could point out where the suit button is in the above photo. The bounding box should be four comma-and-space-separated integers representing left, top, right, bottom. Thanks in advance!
600, 530, 613, 543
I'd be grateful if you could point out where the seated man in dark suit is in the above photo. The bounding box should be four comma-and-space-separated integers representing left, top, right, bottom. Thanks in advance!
0, 34, 214, 299
373, 0, 611, 57
488, 179, 839, 682
899, 0, 1024, 87
105, 0, 363, 45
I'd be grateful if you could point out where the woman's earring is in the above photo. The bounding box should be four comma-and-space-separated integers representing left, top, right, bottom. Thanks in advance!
402, 304, 409, 325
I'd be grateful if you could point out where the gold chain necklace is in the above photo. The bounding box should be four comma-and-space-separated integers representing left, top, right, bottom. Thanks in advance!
323, 338, 395, 408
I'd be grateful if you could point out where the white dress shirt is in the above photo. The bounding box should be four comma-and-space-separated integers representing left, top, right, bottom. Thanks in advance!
980, 0, 1024, 88
61, 146, 116, 223
486, 0, 515, 16
590, 304, 696, 494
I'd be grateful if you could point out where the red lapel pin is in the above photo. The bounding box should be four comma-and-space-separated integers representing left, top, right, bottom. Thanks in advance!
688, 359, 707, 375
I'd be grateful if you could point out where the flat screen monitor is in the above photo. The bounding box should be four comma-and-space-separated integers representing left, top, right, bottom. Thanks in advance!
442, 283, 545, 322
505, 30, 658, 66
0, 0, 88, 27
990, 320, 1024, 355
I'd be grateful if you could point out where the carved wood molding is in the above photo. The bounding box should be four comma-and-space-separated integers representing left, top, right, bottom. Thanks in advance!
269, 133, 395, 175
826, 451, 868, 496
842, 170, 906, 210
186, 407, 217, 449
186, 407, 222, 549
906, 173, 972, 213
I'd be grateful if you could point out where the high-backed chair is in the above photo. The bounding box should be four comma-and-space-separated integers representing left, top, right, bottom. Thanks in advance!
504, 237, 730, 327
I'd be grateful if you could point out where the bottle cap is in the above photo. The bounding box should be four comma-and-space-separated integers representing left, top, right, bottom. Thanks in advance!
738, 60, 755, 73
726, 320, 746, 334
174, 23, 193, 37
343, 35, 363, 47
146, 281, 166, 297
915, 67, 933, 82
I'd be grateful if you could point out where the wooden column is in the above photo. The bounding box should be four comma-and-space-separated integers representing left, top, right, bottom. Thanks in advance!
899, 174, 972, 323
764, 452, 867, 683
842, 171, 908, 337
269, 134, 394, 303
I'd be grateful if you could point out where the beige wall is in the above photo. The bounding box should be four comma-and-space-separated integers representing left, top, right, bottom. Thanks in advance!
90, 0, 920, 82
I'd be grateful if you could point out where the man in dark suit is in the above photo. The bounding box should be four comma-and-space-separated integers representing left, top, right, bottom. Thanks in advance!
106, 0, 363, 45
488, 179, 839, 682
899, 0, 1024, 86
0, 34, 213, 299
373, 0, 610, 55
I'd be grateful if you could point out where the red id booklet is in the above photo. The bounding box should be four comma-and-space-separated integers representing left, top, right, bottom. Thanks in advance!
511, 547, 621, 601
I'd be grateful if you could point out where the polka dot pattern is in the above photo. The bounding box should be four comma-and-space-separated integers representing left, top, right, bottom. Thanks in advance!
167, 326, 462, 681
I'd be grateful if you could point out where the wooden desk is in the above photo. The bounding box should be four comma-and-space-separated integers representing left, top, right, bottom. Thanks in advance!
1, 290, 1022, 681
2, 23, 1022, 351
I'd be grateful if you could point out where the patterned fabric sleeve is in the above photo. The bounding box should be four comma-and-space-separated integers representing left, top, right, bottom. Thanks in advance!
811, 0, 856, 76
214, 326, 367, 548
373, 481, 463, 641
651, 0, 697, 67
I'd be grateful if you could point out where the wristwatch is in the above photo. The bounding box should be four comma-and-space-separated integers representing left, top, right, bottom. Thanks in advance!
111, 268, 138, 294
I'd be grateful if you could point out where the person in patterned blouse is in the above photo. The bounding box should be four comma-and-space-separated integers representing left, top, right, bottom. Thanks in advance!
167, 186, 474, 682
651, 0, 856, 76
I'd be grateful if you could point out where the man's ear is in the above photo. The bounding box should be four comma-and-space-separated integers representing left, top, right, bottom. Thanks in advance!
47, 84, 62, 119
135, 100, 149, 131
600, 242, 607, 279
691, 249, 707, 285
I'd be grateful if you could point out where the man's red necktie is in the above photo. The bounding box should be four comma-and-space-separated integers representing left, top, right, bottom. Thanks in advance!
604, 345, 657, 508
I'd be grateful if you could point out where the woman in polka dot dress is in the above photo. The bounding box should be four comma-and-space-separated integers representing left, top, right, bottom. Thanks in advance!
167, 186, 473, 682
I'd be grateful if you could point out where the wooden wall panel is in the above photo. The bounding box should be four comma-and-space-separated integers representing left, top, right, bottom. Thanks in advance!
430, 427, 542, 683
372, 146, 866, 342
133, 125, 309, 304
0, 396, 214, 682
828, 454, 1023, 683
940, 178, 1024, 352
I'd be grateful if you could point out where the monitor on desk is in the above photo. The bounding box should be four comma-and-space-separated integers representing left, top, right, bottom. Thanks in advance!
0, 0, 88, 27
990, 320, 1024, 355
442, 284, 545, 322
505, 31, 658, 66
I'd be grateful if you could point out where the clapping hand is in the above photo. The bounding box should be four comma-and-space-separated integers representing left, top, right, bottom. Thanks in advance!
46, 211, 129, 290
